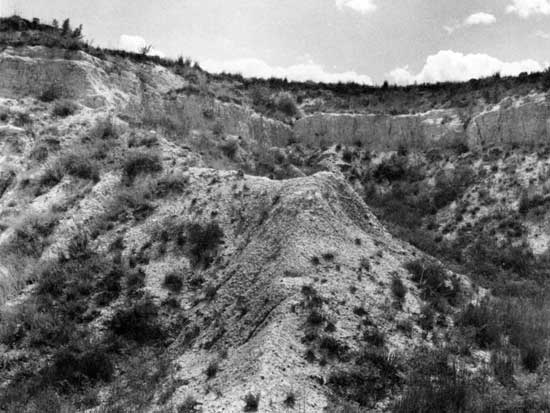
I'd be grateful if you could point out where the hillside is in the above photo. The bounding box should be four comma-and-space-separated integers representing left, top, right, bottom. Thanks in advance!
1, 16, 550, 413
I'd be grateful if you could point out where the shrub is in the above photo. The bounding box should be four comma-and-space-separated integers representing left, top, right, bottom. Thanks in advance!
14, 111, 32, 126
405, 259, 460, 306
273, 92, 299, 117
39, 84, 63, 102
128, 133, 158, 148
284, 391, 296, 408
178, 395, 200, 413
163, 272, 184, 293
45, 346, 113, 388
52, 100, 78, 117
373, 155, 410, 182
122, 151, 163, 183
518, 192, 548, 214
101, 184, 155, 225
243, 393, 260, 412
219, 139, 239, 158
457, 297, 550, 372
206, 360, 219, 379
212, 121, 224, 136
362, 327, 385, 347
3, 211, 58, 258
39, 152, 100, 189
90, 117, 118, 140
58, 152, 100, 181
457, 301, 501, 349
154, 172, 188, 197
187, 222, 224, 268
391, 276, 407, 302
328, 348, 400, 407
320, 335, 348, 359
394, 348, 478, 413
108, 298, 165, 343
432, 166, 475, 209
307, 309, 325, 325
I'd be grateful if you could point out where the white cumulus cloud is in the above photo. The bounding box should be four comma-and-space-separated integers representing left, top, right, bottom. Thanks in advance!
201, 57, 373, 85
534, 30, 550, 39
445, 12, 496, 33
387, 50, 544, 85
464, 12, 497, 26
506, 0, 550, 17
118, 34, 165, 57
335, 0, 377, 14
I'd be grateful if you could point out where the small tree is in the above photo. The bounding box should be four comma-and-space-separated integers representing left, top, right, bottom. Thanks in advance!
140, 45, 152, 55
72, 24, 83, 39
61, 18, 71, 36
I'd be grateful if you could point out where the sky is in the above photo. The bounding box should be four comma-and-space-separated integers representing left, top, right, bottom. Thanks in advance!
2, 0, 550, 85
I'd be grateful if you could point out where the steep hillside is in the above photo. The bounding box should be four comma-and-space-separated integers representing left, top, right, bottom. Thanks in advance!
2, 16, 550, 413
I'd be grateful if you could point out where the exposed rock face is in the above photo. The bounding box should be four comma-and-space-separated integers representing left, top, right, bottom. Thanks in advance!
5, 46, 550, 152
0, 46, 186, 108
466, 93, 550, 148
293, 110, 465, 150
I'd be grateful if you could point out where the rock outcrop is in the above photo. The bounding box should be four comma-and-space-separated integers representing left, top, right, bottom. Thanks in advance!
293, 110, 465, 150
466, 93, 550, 148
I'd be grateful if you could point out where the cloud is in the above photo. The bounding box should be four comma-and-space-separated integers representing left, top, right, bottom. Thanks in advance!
201, 57, 373, 84
444, 12, 496, 33
464, 12, 497, 26
388, 50, 544, 85
506, 0, 550, 17
335, 0, 377, 14
118, 34, 165, 57
534, 30, 550, 38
